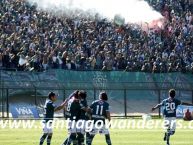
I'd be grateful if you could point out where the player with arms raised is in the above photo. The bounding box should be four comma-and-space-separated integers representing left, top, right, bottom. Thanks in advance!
152, 89, 193, 145
62, 91, 81, 145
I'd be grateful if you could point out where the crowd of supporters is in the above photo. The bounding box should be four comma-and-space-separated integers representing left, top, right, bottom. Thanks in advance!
0, 0, 193, 73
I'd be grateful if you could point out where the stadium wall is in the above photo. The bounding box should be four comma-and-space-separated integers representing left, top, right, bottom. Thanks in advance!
0, 70, 193, 118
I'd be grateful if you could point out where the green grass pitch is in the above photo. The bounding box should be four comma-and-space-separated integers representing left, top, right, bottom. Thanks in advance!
0, 119, 193, 145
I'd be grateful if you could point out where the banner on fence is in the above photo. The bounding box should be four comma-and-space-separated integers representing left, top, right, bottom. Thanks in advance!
10, 104, 39, 118
176, 105, 193, 118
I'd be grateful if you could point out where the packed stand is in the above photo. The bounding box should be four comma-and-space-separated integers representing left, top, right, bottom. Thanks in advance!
0, 0, 193, 73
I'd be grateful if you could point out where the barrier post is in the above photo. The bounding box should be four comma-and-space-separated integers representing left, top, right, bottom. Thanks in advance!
158, 90, 161, 118
63, 89, 66, 118
6, 89, 9, 118
124, 89, 127, 118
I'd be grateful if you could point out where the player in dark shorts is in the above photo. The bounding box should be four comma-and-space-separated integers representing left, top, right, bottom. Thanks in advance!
77, 91, 89, 145
62, 90, 89, 145
86, 92, 112, 145
39, 92, 66, 145
62, 91, 82, 145
152, 89, 193, 145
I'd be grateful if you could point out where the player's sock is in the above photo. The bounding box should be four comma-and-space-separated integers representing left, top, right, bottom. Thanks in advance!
163, 132, 167, 141
47, 135, 52, 145
166, 133, 170, 145
71, 134, 78, 145
39, 133, 48, 145
105, 134, 112, 145
86, 132, 90, 145
62, 138, 69, 145
77, 133, 85, 145
62, 134, 78, 145
168, 130, 175, 136
86, 134, 95, 145
62, 134, 75, 145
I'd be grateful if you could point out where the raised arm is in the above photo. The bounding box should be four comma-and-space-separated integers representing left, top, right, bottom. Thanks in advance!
152, 103, 162, 112
63, 90, 79, 105
54, 103, 66, 112
54, 90, 78, 112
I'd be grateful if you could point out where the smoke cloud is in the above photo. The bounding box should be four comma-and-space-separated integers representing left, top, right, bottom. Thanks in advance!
27, 0, 163, 24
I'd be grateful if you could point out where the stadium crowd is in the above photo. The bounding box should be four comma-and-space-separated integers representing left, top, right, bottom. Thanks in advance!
0, 0, 193, 73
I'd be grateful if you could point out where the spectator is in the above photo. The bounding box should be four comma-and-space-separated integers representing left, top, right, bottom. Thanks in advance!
183, 109, 192, 121
0, 0, 193, 72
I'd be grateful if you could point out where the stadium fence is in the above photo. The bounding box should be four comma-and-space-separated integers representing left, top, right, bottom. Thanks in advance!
0, 70, 193, 118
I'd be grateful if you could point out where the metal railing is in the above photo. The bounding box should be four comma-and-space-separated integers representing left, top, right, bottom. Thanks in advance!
0, 82, 193, 118
0, 70, 193, 118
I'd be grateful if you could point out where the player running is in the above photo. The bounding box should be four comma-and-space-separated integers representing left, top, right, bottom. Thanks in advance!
152, 89, 193, 145
86, 92, 112, 145
39, 92, 65, 145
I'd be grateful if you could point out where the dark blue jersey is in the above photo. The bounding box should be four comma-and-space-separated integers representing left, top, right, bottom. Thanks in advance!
65, 98, 81, 121
161, 98, 181, 118
90, 100, 110, 122
43, 99, 56, 122
79, 99, 88, 120
65, 98, 73, 119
